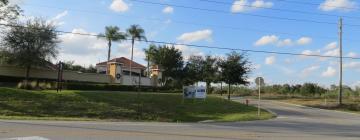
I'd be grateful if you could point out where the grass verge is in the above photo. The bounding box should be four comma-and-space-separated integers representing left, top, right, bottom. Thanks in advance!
0, 88, 274, 122
254, 94, 360, 114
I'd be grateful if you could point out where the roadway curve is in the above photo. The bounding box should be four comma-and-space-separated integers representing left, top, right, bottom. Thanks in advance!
1, 99, 360, 140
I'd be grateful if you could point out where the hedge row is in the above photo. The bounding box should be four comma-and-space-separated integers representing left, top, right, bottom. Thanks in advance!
64, 83, 181, 93
0, 76, 182, 92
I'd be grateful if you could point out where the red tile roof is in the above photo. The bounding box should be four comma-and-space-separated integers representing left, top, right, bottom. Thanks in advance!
96, 57, 146, 69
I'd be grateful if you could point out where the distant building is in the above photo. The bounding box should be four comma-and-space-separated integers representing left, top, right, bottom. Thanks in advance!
96, 57, 153, 86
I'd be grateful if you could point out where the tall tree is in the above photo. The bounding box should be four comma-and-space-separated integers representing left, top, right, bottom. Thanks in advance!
151, 45, 183, 87
218, 51, 251, 100
1, 18, 59, 88
202, 55, 218, 93
0, 0, 21, 22
99, 26, 126, 74
126, 25, 146, 84
143, 44, 157, 77
183, 55, 203, 86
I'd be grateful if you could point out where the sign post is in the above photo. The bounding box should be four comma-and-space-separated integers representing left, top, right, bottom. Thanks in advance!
255, 77, 264, 117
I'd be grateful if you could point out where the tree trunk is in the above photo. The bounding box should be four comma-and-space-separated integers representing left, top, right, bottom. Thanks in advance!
107, 40, 111, 74
206, 82, 210, 94
130, 39, 134, 85
24, 65, 31, 89
228, 84, 231, 100
220, 82, 223, 96
147, 55, 150, 77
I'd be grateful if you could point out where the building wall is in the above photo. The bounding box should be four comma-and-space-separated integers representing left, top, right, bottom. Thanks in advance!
121, 75, 151, 86
0, 65, 111, 83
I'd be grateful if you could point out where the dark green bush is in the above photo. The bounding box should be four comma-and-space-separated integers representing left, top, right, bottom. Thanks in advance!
63, 82, 181, 93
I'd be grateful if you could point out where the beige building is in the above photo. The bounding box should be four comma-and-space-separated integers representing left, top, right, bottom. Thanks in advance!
96, 57, 153, 86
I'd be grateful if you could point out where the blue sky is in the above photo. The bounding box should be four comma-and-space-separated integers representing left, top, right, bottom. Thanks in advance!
12, 0, 360, 87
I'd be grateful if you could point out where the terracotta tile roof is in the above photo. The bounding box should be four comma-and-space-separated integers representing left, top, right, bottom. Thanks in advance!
96, 57, 146, 69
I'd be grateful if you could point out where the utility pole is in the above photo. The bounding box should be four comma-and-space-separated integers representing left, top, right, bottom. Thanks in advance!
338, 17, 343, 106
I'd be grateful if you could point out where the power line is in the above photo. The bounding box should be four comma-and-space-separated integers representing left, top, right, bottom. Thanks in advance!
22, 4, 353, 41
274, 0, 358, 11
198, 0, 360, 20
1, 22, 359, 60
129, 0, 360, 27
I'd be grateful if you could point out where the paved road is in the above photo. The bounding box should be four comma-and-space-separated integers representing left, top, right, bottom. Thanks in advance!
1, 99, 360, 140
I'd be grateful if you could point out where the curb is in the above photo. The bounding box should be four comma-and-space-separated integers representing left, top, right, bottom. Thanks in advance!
231, 99, 278, 118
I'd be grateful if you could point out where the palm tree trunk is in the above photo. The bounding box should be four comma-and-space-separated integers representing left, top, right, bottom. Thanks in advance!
147, 55, 150, 77
107, 40, 111, 74
130, 38, 135, 85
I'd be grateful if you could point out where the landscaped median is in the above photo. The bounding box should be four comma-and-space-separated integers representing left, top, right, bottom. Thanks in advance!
0, 88, 274, 122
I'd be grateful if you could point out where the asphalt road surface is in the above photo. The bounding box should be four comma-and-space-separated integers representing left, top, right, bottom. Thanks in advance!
1, 98, 360, 140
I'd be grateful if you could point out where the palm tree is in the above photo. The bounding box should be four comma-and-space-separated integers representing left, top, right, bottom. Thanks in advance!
127, 25, 146, 84
99, 26, 126, 74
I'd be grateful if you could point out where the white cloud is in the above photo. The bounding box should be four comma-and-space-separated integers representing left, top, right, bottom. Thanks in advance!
254, 35, 279, 46
177, 29, 213, 43
58, 28, 107, 65
116, 42, 145, 60
297, 37, 312, 45
110, 0, 129, 12
347, 52, 358, 57
322, 66, 337, 77
319, 0, 357, 11
301, 65, 320, 77
174, 45, 205, 60
8, 0, 24, 4
231, 0, 273, 13
277, 39, 293, 47
162, 6, 174, 14
324, 42, 337, 50
300, 49, 321, 59
350, 81, 360, 89
255, 35, 312, 47
253, 64, 262, 70
58, 28, 145, 66
344, 61, 360, 71
265, 56, 276, 65
324, 48, 340, 57
47, 10, 68, 26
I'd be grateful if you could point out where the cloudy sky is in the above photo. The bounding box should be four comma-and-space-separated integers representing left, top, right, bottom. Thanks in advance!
10, 0, 360, 87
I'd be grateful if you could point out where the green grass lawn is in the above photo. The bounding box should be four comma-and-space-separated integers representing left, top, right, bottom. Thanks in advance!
0, 88, 273, 122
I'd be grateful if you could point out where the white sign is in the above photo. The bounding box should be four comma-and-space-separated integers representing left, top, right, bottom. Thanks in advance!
183, 86, 207, 99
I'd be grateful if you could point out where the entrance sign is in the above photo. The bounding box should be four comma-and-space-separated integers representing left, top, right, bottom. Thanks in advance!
183, 86, 207, 99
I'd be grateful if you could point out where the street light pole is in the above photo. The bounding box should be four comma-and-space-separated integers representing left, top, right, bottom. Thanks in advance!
338, 17, 343, 106
258, 83, 261, 116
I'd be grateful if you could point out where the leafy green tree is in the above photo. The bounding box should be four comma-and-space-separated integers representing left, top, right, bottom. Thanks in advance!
1, 18, 59, 88
143, 44, 157, 77
202, 55, 218, 93
150, 45, 183, 87
218, 51, 251, 100
127, 25, 146, 82
183, 55, 203, 85
0, 0, 21, 22
99, 26, 126, 73
62, 61, 97, 73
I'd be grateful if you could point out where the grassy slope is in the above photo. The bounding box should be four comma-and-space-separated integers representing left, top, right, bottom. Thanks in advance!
0, 88, 273, 122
